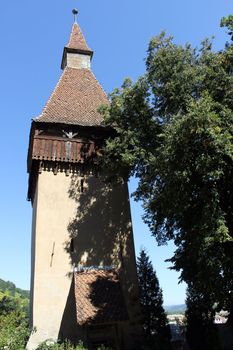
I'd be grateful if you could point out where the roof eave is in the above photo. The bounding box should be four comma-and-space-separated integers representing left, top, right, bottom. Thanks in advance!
32, 119, 114, 131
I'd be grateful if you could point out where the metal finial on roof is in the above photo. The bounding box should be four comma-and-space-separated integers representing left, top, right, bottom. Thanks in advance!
72, 8, 78, 23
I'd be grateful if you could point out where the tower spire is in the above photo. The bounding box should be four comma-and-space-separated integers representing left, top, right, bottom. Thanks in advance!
61, 11, 93, 70
72, 8, 78, 23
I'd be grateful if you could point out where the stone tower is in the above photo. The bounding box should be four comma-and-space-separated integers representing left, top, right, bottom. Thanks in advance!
27, 13, 142, 350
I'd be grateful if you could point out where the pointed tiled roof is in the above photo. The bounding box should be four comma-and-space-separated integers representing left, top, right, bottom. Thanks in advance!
35, 67, 109, 126
66, 22, 92, 53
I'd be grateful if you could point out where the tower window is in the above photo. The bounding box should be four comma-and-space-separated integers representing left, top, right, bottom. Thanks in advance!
80, 179, 84, 193
70, 238, 74, 253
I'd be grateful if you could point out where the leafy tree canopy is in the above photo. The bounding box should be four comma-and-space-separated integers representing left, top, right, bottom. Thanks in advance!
0, 279, 30, 349
0, 311, 29, 350
101, 15, 233, 320
0, 290, 29, 317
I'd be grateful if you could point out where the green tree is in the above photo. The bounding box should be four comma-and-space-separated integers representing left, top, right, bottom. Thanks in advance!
0, 311, 29, 350
137, 249, 171, 349
100, 14, 233, 326
0, 290, 29, 316
0, 287, 30, 349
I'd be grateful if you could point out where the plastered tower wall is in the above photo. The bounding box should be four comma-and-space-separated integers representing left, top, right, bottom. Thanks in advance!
27, 170, 141, 349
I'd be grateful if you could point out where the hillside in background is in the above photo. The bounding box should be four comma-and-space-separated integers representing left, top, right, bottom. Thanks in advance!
165, 304, 186, 314
0, 278, 29, 299
0, 277, 186, 315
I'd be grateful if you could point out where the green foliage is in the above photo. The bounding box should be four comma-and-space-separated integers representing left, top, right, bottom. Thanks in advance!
0, 281, 30, 350
137, 249, 171, 350
0, 290, 29, 317
220, 15, 233, 40
36, 341, 112, 350
100, 77, 160, 181
36, 340, 86, 350
100, 10, 233, 334
0, 311, 29, 350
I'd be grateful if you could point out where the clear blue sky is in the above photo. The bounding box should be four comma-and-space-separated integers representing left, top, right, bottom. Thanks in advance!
0, 0, 231, 306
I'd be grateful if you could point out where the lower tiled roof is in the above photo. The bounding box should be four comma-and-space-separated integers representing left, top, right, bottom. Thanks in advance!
74, 269, 128, 325
35, 68, 109, 126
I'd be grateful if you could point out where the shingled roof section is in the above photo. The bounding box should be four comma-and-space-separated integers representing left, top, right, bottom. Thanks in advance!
67, 22, 92, 53
35, 68, 109, 126
74, 269, 129, 325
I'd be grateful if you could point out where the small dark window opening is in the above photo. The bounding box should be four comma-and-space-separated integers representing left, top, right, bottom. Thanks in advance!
70, 238, 74, 253
80, 179, 84, 193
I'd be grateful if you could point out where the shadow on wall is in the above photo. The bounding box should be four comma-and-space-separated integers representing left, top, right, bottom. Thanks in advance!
58, 277, 81, 343
58, 174, 142, 347
65, 175, 133, 270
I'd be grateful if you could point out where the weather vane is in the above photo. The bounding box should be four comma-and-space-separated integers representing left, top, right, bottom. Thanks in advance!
72, 8, 78, 23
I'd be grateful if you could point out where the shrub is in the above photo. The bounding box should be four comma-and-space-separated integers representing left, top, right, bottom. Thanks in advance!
36, 340, 112, 350
0, 311, 29, 350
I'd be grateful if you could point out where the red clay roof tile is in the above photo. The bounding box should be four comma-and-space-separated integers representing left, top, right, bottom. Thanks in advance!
35, 68, 109, 126
67, 23, 92, 53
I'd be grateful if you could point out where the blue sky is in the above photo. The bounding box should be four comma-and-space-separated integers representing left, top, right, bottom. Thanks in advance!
0, 0, 231, 306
